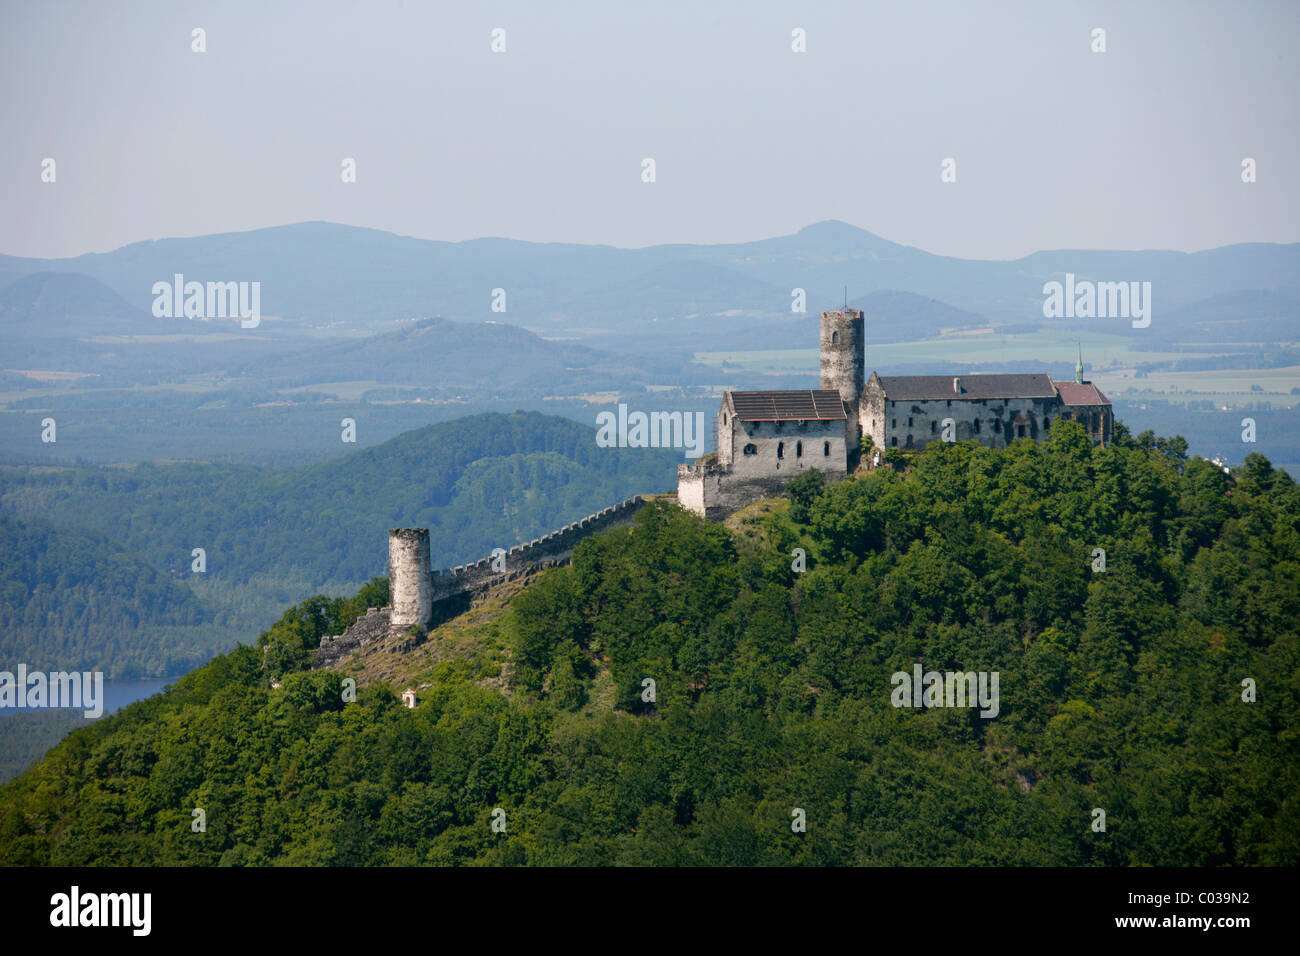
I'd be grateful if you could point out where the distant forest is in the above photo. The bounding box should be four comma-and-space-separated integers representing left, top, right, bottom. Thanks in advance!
0, 412, 680, 677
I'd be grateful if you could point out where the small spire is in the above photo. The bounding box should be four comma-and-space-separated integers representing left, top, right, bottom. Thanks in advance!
1075, 342, 1084, 384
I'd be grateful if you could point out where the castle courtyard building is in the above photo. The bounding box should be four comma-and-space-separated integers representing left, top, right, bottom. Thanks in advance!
716, 389, 849, 478
678, 306, 1114, 518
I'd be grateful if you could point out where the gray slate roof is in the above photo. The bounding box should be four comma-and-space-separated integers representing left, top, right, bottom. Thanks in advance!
729, 389, 847, 421
874, 373, 1056, 401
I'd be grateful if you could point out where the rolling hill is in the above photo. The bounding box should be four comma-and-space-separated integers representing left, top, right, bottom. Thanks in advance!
2, 427, 1295, 865
0, 411, 682, 677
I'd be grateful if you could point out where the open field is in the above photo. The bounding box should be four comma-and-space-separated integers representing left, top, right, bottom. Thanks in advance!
1094, 366, 1300, 407
694, 329, 1247, 375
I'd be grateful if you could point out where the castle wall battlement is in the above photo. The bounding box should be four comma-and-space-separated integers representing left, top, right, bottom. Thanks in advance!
429, 495, 646, 602
314, 496, 648, 667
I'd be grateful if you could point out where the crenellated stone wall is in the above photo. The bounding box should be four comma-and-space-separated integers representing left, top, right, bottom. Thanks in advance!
430, 495, 647, 601
315, 496, 650, 667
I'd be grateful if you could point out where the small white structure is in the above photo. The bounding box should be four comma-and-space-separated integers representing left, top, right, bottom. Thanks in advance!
401, 688, 417, 709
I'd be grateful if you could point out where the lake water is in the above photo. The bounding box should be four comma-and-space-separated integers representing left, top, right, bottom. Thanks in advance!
0, 676, 174, 718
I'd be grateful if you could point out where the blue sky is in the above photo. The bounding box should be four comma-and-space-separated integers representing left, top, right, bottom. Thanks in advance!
2, 0, 1296, 259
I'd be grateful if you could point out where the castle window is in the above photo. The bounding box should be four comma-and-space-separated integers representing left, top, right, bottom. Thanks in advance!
832, 331, 839, 344
891, 418, 896, 428
1044, 417, 1051, 429
974, 418, 981, 434
743, 443, 757, 456
930, 421, 936, 434
777, 441, 785, 459
908, 417, 913, 427
823, 441, 830, 456
891, 437, 897, 447
1017, 424, 1027, 439
796, 440, 803, 458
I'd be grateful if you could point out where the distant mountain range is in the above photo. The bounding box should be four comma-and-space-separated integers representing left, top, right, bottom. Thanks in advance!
0, 271, 174, 338
2, 221, 1296, 472
2, 220, 1297, 344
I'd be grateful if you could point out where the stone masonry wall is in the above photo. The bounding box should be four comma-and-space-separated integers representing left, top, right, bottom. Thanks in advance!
389, 528, 431, 630
677, 461, 805, 520
315, 605, 391, 667
312, 496, 649, 668
723, 417, 846, 480
429, 495, 648, 602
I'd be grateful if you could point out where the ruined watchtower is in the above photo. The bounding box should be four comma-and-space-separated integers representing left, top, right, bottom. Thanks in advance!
819, 307, 864, 455
388, 528, 432, 631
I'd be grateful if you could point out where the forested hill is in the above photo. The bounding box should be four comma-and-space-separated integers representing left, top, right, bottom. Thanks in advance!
0, 512, 208, 678
2, 422, 1297, 866
0, 411, 681, 677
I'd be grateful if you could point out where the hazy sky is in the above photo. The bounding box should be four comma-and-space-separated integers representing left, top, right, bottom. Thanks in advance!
2, 0, 1297, 260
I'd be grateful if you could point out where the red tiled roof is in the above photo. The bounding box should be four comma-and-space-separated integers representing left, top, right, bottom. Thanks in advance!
1053, 381, 1110, 406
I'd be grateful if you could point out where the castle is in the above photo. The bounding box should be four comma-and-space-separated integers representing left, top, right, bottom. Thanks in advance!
676, 306, 1112, 519
315, 304, 1111, 659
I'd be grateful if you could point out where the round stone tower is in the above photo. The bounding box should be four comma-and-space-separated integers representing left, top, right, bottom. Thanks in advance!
820, 307, 865, 455
388, 528, 432, 631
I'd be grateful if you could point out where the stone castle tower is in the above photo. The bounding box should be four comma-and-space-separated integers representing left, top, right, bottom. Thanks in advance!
819, 306, 864, 455
388, 528, 432, 631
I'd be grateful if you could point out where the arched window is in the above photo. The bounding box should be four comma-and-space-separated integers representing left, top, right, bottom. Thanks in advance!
796, 440, 803, 458
777, 441, 785, 459
743, 443, 757, 456
832, 331, 839, 344
823, 441, 830, 456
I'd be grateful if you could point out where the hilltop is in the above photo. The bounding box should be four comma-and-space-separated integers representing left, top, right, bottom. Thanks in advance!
2, 421, 1297, 866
